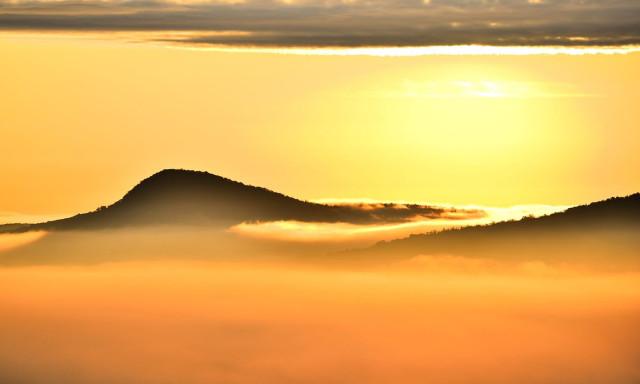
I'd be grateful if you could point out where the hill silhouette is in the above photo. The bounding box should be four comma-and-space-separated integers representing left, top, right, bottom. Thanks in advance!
344, 193, 640, 268
0, 169, 477, 233
0, 171, 637, 268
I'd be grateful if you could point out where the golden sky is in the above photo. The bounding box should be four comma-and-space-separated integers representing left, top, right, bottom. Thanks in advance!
1, 33, 639, 217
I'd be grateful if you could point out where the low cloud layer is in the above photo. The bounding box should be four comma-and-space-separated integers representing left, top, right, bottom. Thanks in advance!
323, 202, 487, 224
0, 0, 639, 48
1, 261, 639, 384
230, 204, 566, 243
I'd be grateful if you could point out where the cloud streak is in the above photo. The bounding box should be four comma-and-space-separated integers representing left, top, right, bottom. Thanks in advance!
0, 0, 639, 48
231, 203, 567, 242
351, 80, 597, 98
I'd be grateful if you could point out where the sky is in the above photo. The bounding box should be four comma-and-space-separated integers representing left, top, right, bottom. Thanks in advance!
0, 0, 639, 218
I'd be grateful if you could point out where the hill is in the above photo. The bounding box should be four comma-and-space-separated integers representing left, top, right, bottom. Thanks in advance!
345, 193, 640, 268
0, 169, 472, 233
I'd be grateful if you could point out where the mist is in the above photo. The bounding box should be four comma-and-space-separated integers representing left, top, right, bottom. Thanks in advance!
0, 225, 639, 384
0, 259, 638, 384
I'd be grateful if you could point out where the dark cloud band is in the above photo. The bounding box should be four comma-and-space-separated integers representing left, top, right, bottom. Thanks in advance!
0, 0, 639, 47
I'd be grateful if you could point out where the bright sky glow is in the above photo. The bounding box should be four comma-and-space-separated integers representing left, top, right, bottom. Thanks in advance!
1, 33, 638, 214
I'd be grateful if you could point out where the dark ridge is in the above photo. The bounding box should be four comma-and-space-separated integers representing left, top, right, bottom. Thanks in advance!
392, 193, 640, 238
0, 223, 29, 233
0, 169, 468, 233
348, 193, 640, 267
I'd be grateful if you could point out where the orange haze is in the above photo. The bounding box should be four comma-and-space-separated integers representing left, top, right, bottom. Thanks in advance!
0, 260, 639, 384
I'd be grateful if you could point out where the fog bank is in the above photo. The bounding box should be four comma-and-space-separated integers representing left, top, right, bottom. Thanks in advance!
0, 261, 639, 384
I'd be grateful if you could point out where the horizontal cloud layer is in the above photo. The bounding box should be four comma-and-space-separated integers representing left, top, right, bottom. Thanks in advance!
230, 203, 566, 242
0, 0, 639, 48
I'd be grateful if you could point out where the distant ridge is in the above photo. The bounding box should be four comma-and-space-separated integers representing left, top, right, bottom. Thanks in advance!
350, 193, 640, 266
0, 169, 467, 233
1, 171, 638, 268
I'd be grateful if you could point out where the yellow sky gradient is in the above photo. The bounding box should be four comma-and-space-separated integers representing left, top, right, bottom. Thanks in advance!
1, 34, 639, 217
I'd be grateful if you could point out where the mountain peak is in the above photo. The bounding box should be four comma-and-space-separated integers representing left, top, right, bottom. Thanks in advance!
146, 168, 226, 180
3, 169, 352, 231
119, 169, 240, 202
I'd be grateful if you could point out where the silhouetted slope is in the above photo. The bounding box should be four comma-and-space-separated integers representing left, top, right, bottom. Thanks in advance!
1, 169, 468, 232
0, 224, 27, 232
10, 169, 338, 231
351, 193, 640, 267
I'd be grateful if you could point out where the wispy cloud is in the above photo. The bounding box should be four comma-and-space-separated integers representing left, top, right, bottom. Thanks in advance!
0, 0, 639, 49
231, 203, 568, 242
0, 231, 46, 252
355, 79, 598, 98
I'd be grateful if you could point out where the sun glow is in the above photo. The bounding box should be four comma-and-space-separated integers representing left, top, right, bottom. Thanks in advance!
379, 79, 589, 98
0, 33, 638, 210
0, 231, 47, 252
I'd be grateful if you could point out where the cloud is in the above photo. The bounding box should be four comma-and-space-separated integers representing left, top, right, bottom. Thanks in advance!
354, 80, 597, 98
0, 0, 639, 48
323, 202, 487, 224
230, 203, 567, 243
